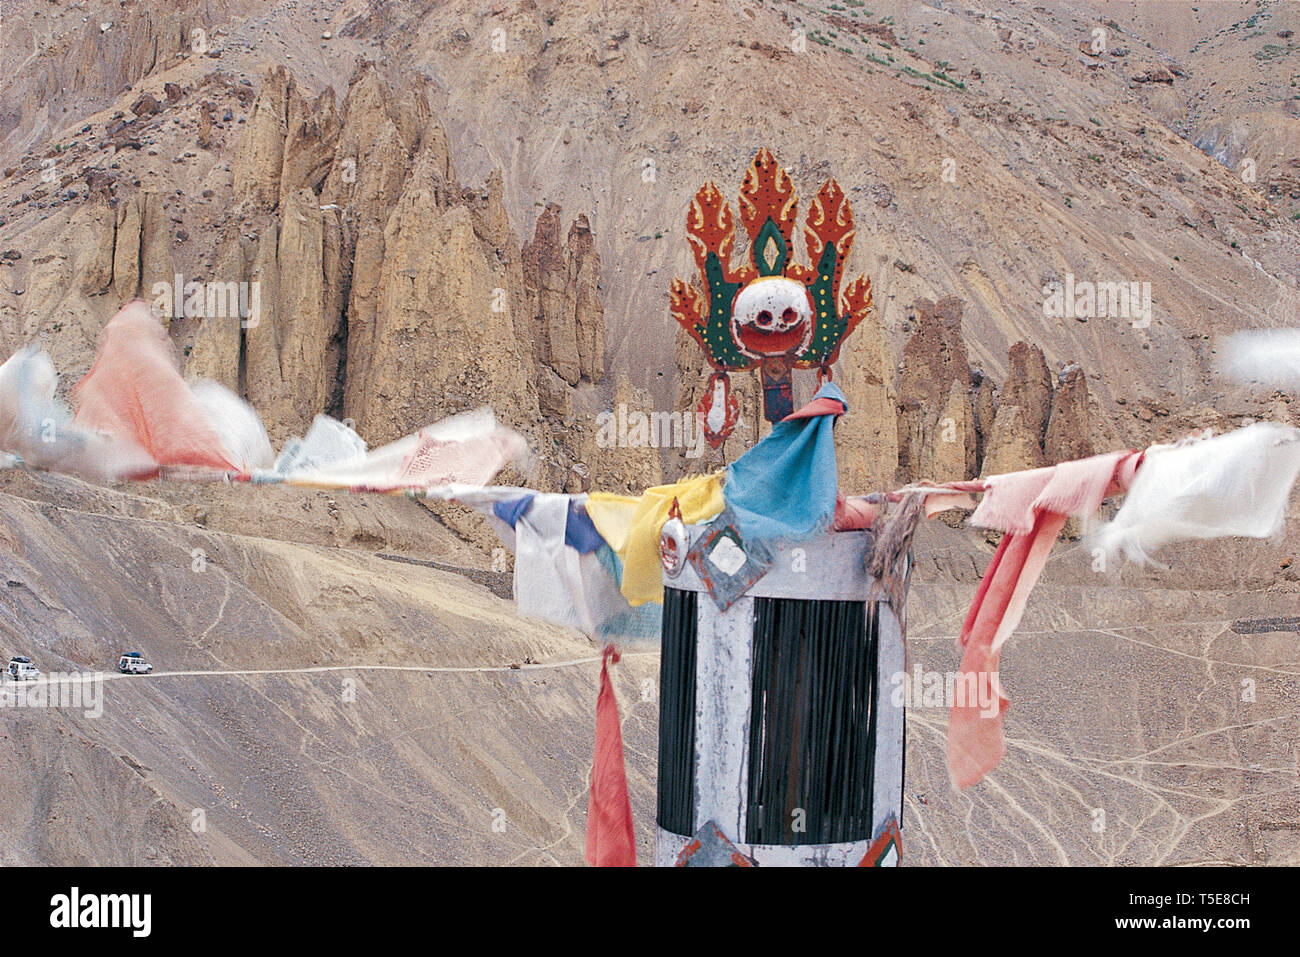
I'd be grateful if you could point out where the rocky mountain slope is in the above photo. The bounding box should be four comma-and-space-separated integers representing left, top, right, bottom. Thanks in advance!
3, 0, 1298, 488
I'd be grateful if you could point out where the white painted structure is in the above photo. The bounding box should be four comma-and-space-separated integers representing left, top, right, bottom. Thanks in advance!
656, 527, 905, 867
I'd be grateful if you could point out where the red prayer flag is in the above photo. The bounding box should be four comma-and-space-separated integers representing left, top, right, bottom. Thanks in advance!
585, 644, 637, 867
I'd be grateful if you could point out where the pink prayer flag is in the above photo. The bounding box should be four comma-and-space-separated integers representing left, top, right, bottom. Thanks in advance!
73, 300, 239, 475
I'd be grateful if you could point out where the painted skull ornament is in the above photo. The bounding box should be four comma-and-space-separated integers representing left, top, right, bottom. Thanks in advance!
670, 147, 873, 423
730, 277, 815, 360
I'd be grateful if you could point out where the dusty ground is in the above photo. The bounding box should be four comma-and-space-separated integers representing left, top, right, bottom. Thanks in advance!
1, 468, 1297, 865
0, 471, 661, 865
906, 517, 1300, 865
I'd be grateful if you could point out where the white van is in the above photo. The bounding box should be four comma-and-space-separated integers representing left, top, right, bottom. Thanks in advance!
118, 652, 153, 675
7, 656, 39, 681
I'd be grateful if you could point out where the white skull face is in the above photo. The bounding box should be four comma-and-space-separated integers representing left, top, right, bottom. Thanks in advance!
730, 277, 814, 359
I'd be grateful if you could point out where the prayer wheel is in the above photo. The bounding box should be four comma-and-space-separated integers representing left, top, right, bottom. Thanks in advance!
655, 526, 905, 866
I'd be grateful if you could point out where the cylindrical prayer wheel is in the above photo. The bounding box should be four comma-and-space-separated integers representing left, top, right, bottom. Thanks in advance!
655, 527, 905, 867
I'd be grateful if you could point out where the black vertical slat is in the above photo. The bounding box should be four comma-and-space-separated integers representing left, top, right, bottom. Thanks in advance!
864, 601, 880, 839
828, 601, 849, 839
746, 597, 880, 845
802, 602, 823, 840
809, 601, 830, 839
785, 601, 808, 838
824, 601, 843, 841
747, 605, 767, 834
657, 587, 698, 835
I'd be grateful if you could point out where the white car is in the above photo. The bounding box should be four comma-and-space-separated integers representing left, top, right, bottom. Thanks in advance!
118, 653, 153, 675
7, 656, 39, 681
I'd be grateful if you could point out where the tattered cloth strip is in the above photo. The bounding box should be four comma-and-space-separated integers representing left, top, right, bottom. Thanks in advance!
723, 382, 847, 545
1091, 422, 1300, 566
0, 347, 69, 466
949, 450, 1141, 790
421, 486, 657, 639
504, 494, 631, 634
866, 482, 986, 611
0, 346, 154, 481
511, 494, 622, 633
564, 501, 606, 554
586, 644, 636, 867
783, 385, 850, 421
833, 494, 877, 531
277, 408, 525, 493
591, 546, 663, 640
917, 481, 985, 518
492, 493, 535, 530
72, 300, 269, 477
492, 493, 606, 555
190, 380, 274, 474
266, 414, 367, 479
866, 491, 927, 612
586, 472, 725, 606
417, 484, 534, 551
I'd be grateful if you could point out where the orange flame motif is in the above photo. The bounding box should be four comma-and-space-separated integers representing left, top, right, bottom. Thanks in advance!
684, 182, 738, 278
805, 180, 855, 288
739, 149, 798, 252
671, 147, 873, 371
